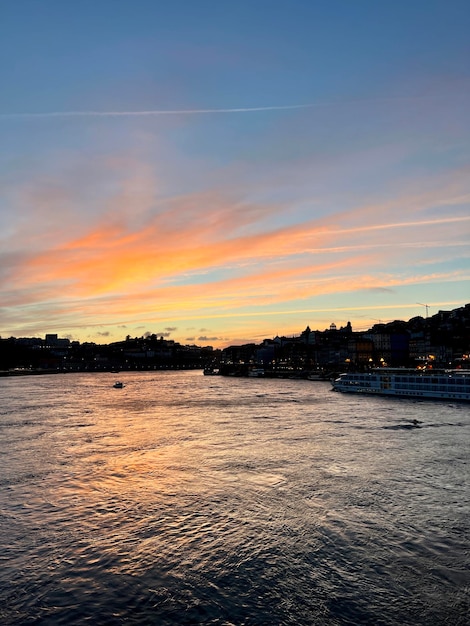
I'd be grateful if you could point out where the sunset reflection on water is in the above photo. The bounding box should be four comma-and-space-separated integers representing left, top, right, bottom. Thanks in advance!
1, 371, 468, 625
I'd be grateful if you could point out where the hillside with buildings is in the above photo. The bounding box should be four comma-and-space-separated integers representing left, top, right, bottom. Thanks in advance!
1, 304, 469, 376
215, 304, 469, 376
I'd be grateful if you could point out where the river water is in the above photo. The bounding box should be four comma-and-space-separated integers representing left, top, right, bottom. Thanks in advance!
0, 371, 468, 625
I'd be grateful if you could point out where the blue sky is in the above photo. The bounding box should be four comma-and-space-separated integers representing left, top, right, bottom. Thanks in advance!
1, 1, 469, 345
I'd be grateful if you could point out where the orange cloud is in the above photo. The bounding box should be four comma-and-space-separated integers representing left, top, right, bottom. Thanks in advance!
5, 180, 468, 303
2, 145, 469, 343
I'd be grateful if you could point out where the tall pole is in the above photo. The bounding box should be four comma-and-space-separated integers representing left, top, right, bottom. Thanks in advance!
417, 302, 429, 318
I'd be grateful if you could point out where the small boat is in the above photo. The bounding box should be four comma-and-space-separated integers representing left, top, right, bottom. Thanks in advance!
307, 371, 326, 381
248, 368, 265, 377
113, 381, 124, 388
203, 368, 219, 376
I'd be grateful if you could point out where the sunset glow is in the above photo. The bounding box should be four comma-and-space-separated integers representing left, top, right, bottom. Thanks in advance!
1, 2, 469, 347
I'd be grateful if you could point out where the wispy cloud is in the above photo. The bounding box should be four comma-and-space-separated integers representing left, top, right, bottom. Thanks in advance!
0, 104, 314, 119
1, 111, 468, 343
2, 93, 468, 120
2, 163, 468, 304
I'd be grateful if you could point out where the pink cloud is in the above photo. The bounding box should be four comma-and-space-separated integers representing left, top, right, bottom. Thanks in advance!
1, 141, 468, 343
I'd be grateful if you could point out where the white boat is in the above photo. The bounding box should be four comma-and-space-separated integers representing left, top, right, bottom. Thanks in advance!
332, 368, 470, 401
203, 368, 219, 376
248, 368, 265, 377
113, 381, 124, 388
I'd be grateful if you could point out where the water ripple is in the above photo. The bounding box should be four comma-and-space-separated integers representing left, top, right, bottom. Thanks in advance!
0, 372, 468, 625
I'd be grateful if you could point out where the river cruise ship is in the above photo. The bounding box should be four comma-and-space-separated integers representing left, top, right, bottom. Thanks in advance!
332, 368, 470, 401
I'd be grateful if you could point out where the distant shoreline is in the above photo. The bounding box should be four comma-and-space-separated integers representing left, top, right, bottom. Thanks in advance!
0, 367, 204, 377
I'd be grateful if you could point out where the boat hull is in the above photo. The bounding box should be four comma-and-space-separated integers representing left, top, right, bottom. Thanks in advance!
332, 369, 470, 402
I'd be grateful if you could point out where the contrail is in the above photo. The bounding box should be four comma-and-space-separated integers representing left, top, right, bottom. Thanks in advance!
2, 93, 467, 120
0, 103, 314, 119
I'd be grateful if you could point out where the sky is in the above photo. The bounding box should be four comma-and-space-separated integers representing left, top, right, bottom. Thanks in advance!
1, 0, 469, 348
